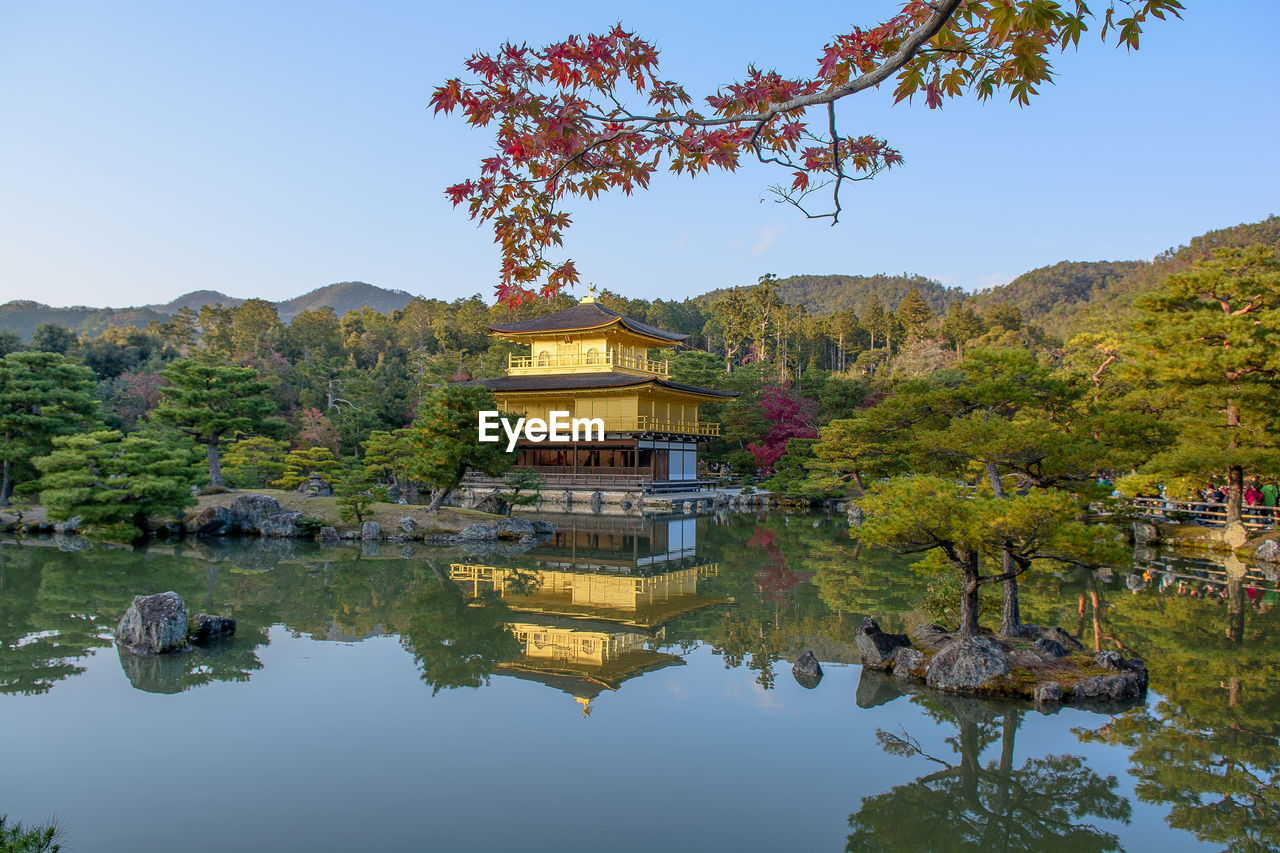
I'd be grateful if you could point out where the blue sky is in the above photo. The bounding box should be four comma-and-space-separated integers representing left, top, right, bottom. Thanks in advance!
1, 1, 1276, 308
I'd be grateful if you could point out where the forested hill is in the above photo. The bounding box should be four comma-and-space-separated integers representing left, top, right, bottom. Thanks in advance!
700, 273, 967, 316
3, 216, 1277, 341
0, 281, 415, 340
966, 261, 1141, 334
972, 215, 1280, 337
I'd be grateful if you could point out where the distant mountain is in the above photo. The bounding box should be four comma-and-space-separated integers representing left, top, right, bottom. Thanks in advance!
0, 281, 416, 340
0, 301, 168, 341
147, 290, 243, 313
275, 281, 415, 322
700, 273, 968, 316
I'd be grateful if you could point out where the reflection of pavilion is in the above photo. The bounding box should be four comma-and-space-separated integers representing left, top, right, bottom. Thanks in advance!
450, 515, 725, 713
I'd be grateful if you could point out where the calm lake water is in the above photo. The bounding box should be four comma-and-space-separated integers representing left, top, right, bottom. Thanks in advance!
2, 512, 1277, 852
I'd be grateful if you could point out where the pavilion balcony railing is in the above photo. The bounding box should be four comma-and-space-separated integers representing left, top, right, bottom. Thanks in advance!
508, 350, 669, 377
600, 416, 719, 436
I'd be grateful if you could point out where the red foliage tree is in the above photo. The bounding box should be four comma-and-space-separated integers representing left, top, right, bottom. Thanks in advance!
432, 1, 1182, 305
296, 408, 341, 454
746, 385, 819, 474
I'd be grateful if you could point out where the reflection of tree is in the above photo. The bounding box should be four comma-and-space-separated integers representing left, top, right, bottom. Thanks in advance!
678, 516, 857, 689
1077, 565, 1280, 852
399, 563, 520, 694
0, 543, 269, 696
848, 685, 1131, 852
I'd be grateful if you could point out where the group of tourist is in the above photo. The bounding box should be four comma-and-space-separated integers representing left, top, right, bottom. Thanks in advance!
1200, 477, 1280, 520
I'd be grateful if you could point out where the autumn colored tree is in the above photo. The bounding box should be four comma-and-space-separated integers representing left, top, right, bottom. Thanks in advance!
433, 1, 1182, 305
745, 385, 819, 474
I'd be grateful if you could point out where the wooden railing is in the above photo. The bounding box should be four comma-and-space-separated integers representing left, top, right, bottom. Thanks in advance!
508, 351, 669, 377
1126, 496, 1276, 530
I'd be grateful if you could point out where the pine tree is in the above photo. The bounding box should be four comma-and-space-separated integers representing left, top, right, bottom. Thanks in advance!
1132, 246, 1280, 528
0, 352, 99, 506
859, 293, 886, 352
894, 288, 935, 339
407, 385, 513, 510
273, 446, 342, 490
32, 429, 202, 540
153, 359, 283, 487
221, 436, 289, 488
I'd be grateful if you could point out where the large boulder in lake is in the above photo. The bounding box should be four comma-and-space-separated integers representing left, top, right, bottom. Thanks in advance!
228, 494, 282, 533
924, 635, 1011, 692
792, 651, 823, 689
361, 521, 381, 541
496, 517, 535, 539
856, 617, 911, 670
116, 591, 189, 654
192, 505, 234, 537
259, 510, 304, 538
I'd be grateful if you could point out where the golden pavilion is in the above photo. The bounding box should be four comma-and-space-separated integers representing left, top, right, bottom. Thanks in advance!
465, 289, 737, 494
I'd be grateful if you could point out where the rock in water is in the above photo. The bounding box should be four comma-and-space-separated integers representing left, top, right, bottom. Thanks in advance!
456, 523, 499, 541
189, 614, 236, 643
531, 520, 555, 535
792, 651, 823, 688
361, 521, 381, 540
890, 647, 925, 679
856, 617, 912, 670
192, 505, 234, 537
1034, 681, 1064, 705
496, 518, 535, 539
259, 510, 304, 538
229, 494, 283, 533
319, 526, 339, 542
1255, 539, 1280, 563
116, 592, 189, 654
399, 517, 419, 534
924, 635, 1011, 692
1072, 674, 1143, 702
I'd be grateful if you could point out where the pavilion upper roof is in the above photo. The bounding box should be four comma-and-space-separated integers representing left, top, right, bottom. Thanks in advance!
485, 300, 689, 344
